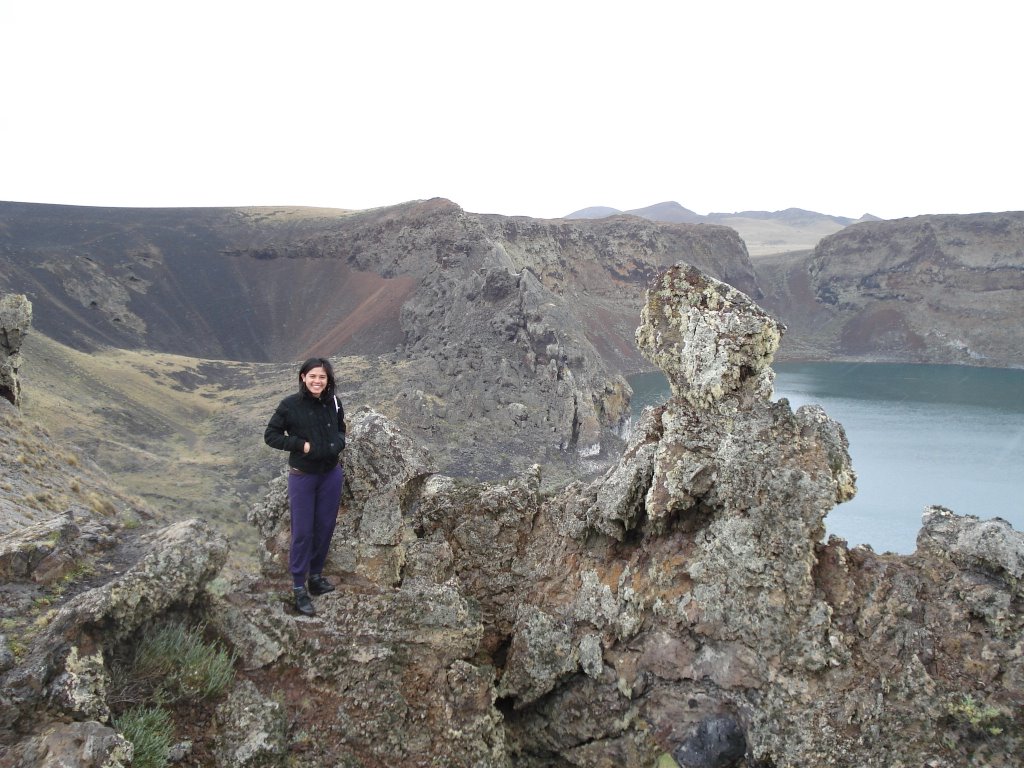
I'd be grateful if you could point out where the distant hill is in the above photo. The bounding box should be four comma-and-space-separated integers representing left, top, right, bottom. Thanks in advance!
621, 201, 703, 224
565, 201, 881, 256
564, 206, 620, 219
707, 207, 858, 227
564, 201, 700, 222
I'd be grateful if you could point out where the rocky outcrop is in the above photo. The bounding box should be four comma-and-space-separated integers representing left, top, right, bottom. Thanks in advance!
1, 720, 132, 768
0, 513, 96, 586
0, 294, 31, 407
754, 212, 1024, 366
237, 263, 1021, 766
567, 200, 867, 256
3, 258, 1021, 766
0, 519, 228, 741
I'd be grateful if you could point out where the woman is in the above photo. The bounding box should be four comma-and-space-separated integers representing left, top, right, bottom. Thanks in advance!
264, 357, 346, 616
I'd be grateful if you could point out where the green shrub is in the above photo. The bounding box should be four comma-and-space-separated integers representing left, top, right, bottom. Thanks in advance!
133, 622, 237, 701
114, 706, 172, 768
946, 693, 1006, 737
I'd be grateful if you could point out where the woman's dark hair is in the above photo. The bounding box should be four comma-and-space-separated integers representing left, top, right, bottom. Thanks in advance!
298, 357, 336, 399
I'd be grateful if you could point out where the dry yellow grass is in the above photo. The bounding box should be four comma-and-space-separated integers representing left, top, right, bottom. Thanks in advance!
18, 332, 379, 570
233, 205, 360, 221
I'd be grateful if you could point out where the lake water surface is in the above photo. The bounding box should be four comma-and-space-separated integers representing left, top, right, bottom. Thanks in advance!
627, 363, 1024, 553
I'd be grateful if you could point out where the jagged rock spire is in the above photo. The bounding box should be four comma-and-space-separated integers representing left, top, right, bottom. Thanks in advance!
635, 264, 782, 409
0, 294, 32, 407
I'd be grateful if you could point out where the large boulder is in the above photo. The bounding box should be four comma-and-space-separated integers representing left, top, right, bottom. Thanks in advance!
0, 519, 228, 739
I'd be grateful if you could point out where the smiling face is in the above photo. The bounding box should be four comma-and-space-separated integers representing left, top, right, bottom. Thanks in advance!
301, 366, 329, 398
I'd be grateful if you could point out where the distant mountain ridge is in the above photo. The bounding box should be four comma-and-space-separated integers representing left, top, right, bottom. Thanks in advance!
565, 201, 882, 255
565, 200, 874, 226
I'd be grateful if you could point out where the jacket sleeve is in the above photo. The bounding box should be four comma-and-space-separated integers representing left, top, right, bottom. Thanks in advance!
264, 400, 303, 453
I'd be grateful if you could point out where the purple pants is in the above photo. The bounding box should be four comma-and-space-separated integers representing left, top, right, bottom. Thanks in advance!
288, 465, 343, 588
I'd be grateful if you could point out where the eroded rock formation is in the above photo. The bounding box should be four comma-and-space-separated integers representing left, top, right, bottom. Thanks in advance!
0, 294, 30, 407
2, 266, 1021, 766
0, 518, 227, 765
236, 264, 1020, 766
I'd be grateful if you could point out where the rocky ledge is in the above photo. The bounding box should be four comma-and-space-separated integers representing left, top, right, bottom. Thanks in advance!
1, 267, 1021, 767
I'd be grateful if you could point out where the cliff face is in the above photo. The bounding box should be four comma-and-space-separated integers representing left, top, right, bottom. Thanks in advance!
0, 199, 755, 371
478, 213, 760, 374
755, 212, 1024, 366
0, 199, 758, 481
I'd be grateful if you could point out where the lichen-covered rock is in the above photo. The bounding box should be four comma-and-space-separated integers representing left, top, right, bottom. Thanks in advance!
225, 261, 1022, 766
917, 505, 1024, 581
227, 575, 507, 767
586, 405, 663, 540
0, 294, 31, 407
52, 519, 227, 638
2, 720, 132, 767
214, 678, 287, 768
0, 512, 80, 583
48, 646, 111, 724
0, 518, 227, 735
497, 607, 580, 707
204, 593, 284, 670
635, 264, 781, 409
343, 406, 434, 547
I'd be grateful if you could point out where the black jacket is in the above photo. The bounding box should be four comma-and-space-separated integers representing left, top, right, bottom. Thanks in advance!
264, 390, 346, 474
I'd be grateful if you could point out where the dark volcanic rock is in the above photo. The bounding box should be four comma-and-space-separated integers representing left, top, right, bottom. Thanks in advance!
3, 262, 1023, 766
238, 263, 1021, 766
673, 714, 747, 768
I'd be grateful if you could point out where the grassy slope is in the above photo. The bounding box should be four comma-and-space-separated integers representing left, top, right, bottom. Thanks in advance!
20, 334, 272, 566
18, 332, 394, 569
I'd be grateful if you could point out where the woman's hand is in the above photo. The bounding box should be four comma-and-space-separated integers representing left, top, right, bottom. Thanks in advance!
303, 442, 311, 454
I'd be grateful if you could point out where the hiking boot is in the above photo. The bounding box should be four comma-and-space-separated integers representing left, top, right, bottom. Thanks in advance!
307, 574, 335, 596
294, 586, 315, 616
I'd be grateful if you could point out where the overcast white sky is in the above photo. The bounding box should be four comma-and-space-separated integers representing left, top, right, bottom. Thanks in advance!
3, 1, 1021, 221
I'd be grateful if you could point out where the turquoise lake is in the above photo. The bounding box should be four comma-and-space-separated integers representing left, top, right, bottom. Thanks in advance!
627, 363, 1024, 554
